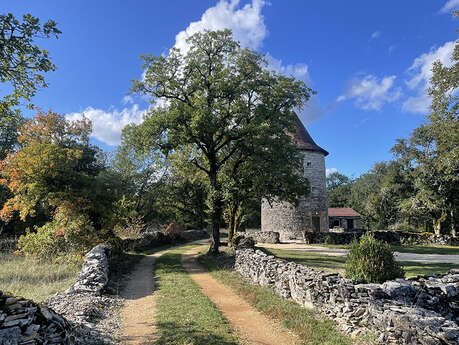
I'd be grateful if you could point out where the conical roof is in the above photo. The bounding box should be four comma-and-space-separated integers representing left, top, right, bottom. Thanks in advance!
290, 114, 328, 156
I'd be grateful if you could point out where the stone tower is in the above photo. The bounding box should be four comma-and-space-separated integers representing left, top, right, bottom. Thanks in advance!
261, 115, 329, 241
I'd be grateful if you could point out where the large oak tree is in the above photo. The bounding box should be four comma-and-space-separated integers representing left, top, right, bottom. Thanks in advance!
130, 30, 312, 253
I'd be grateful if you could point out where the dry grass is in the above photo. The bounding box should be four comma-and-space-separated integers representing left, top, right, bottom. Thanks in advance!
0, 252, 80, 302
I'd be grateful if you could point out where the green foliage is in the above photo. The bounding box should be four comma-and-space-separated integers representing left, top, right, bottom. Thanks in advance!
17, 209, 95, 261
0, 13, 61, 112
326, 171, 353, 208
345, 233, 404, 283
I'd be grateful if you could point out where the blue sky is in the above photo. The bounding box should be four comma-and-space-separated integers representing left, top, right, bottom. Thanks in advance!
4, 0, 458, 177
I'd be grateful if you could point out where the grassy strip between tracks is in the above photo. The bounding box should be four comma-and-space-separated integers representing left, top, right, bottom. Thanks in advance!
154, 244, 239, 345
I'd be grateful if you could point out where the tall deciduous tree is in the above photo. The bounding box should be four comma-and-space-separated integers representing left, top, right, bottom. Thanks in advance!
131, 30, 312, 253
326, 171, 353, 208
391, 22, 458, 236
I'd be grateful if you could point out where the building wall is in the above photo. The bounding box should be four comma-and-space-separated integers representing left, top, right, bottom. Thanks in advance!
261, 151, 328, 241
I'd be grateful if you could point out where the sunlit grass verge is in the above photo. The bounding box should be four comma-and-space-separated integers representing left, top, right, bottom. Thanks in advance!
264, 248, 459, 278
154, 245, 239, 345
198, 248, 359, 345
0, 252, 80, 301
299, 243, 459, 255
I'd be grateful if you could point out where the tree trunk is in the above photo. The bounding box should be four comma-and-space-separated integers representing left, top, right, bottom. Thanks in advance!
433, 211, 446, 236
227, 205, 236, 247
207, 168, 222, 255
433, 219, 441, 235
451, 207, 456, 238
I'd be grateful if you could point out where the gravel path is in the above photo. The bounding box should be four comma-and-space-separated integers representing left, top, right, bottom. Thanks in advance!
257, 243, 459, 264
182, 245, 299, 345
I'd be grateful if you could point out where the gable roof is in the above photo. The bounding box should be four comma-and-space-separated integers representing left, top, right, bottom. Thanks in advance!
290, 114, 329, 156
328, 208, 361, 217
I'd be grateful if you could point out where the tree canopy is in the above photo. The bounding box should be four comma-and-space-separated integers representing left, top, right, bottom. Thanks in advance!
129, 29, 312, 253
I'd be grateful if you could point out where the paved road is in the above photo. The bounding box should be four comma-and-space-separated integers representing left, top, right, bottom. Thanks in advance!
257, 243, 459, 264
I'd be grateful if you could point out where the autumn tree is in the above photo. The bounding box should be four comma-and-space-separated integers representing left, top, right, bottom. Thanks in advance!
130, 30, 312, 253
0, 111, 116, 257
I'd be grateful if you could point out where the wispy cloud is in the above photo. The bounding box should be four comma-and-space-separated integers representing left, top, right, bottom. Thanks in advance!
337, 75, 402, 111
402, 41, 455, 114
439, 0, 459, 14
371, 31, 381, 39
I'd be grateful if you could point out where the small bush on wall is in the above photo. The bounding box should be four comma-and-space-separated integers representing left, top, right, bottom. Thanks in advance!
345, 233, 404, 283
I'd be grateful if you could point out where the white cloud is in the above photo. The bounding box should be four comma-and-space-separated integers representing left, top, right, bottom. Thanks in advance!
371, 31, 381, 39
439, 0, 459, 13
75, 0, 325, 146
122, 95, 134, 105
402, 41, 455, 113
174, 0, 267, 54
337, 75, 402, 110
66, 105, 145, 146
326, 168, 337, 176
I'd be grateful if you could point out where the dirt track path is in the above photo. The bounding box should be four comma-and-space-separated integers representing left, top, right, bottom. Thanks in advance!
119, 249, 166, 345
182, 246, 299, 345
120, 240, 209, 344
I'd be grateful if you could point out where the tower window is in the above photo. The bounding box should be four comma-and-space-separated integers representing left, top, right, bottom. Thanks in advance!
306, 161, 312, 167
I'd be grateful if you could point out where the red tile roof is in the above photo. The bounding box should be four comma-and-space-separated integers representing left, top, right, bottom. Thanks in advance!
328, 208, 361, 217
289, 113, 329, 156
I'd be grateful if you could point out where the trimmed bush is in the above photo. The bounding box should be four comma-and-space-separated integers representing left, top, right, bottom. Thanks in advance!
345, 233, 404, 283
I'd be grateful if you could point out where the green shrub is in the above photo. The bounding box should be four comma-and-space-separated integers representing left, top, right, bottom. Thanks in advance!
17, 211, 95, 262
345, 233, 404, 283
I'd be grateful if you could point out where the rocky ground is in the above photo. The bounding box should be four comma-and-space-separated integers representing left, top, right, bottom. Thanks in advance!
44, 292, 123, 345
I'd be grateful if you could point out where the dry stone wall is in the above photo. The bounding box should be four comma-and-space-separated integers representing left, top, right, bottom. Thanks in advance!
304, 230, 459, 246
241, 230, 280, 244
66, 245, 109, 295
235, 248, 459, 345
0, 291, 76, 345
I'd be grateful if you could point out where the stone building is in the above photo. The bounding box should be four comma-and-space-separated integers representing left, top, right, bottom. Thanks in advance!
328, 207, 362, 231
261, 114, 329, 241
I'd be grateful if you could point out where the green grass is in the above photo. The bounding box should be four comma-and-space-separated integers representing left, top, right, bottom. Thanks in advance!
264, 248, 459, 278
0, 252, 80, 301
304, 243, 459, 255
391, 244, 459, 255
400, 261, 459, 277
154, 245, 239, 345
265, 248, 347, 274
198, 248, 360, 345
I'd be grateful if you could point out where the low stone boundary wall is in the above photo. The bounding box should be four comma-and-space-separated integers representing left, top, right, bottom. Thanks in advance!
304, 231, 458, 246
0, 291, 76, 345
66, 245, 110, 295
241, 231, 280, 244
235, 248, 459, 344
122, 229, 208, 251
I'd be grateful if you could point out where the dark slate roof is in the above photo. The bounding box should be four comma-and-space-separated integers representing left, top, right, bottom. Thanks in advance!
290, 114, 329, 156
328, 208, 361, 217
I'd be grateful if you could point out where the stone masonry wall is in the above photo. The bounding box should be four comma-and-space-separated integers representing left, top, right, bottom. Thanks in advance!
235, 248, 459, 345
261, 151, 328, 240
